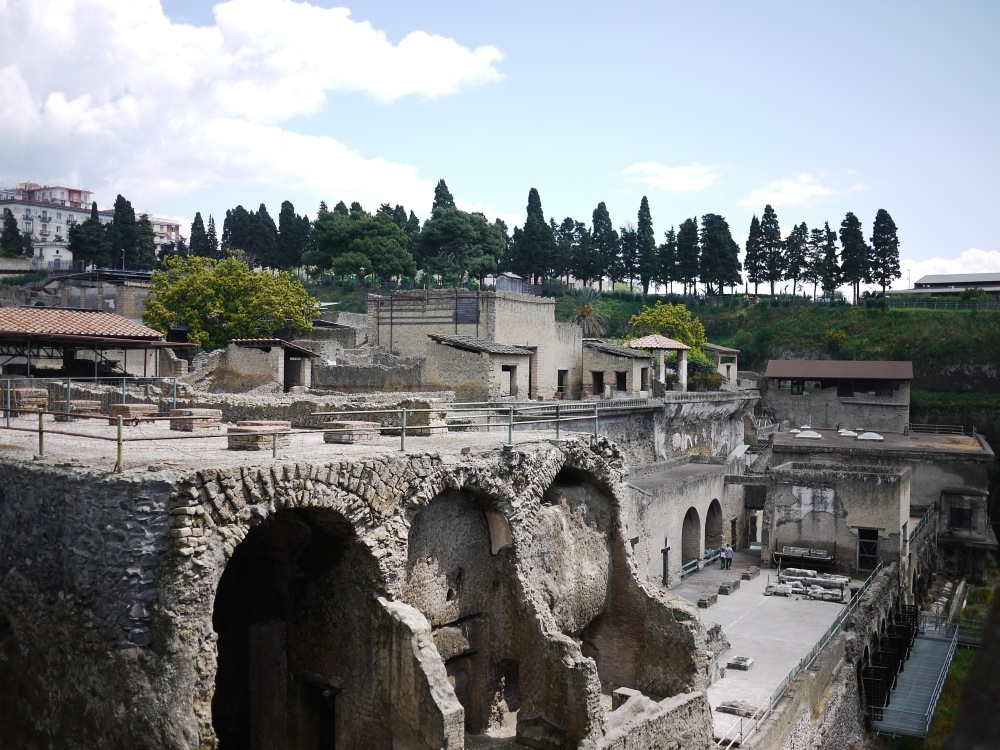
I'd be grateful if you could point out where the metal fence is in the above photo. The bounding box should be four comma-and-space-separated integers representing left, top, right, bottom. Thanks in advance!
717, 562, 885, 749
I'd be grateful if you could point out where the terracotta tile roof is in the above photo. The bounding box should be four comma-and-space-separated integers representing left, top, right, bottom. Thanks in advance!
628, 334, 690, 351
765, 360, 913, 380
0, 307, 162, 339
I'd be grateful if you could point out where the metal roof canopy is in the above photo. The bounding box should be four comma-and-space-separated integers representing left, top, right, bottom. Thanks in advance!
765, 360, 913, 380
231, 339, 321, 358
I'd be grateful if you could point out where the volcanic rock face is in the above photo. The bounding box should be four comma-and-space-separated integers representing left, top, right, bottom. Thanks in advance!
0, 434, 714, 750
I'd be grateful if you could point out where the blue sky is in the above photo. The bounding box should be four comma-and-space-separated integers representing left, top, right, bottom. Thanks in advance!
2, 0, 998, 288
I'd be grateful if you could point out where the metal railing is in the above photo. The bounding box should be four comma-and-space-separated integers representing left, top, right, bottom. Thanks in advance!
872, 627, 959, 738
681, 559, 700, 578
907, 422, 967, 436
0, 400, 611, 473
908, 505, 936, 542
3, 377, 178, 427
921, 613, 986, 646
717, 562, 885, 749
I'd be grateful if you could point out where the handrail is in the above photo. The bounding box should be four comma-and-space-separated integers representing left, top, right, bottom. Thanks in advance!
717, 562, 884, 748
908, 505, 936, 542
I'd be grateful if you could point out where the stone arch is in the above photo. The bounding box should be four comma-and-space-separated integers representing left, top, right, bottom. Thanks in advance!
705, 499, 724, 551
682, 507, 702, 564
401, 487, 520, 736
211, 505, 386, 750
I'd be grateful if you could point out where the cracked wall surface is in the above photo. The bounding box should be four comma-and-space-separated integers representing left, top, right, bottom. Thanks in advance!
0, 434, 714, 750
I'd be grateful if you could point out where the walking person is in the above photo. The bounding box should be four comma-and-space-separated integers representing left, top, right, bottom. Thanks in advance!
724, 544, 733, 570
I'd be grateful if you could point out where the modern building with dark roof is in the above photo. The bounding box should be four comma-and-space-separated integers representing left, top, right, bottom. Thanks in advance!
763, 359, 913, 433
885, 272, 1000, 296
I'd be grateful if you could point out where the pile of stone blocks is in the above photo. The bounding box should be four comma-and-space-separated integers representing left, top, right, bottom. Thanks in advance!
718, 579, 741, 595
169, 408, 223, 432
227, 420, 292, 451
698, 593, 718, 608
323, 420, 381, 444
742, 566, 760, 580
54, 400, 103, 422
107, 403, 159, 425
9, 388, 47, 415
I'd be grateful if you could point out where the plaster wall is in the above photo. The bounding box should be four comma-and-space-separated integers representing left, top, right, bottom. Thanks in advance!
764, 382, 909, 432
623, 464, 731, 586
764, 463, 910, 577
583, 349, 650, 397
770, 442, 991, 510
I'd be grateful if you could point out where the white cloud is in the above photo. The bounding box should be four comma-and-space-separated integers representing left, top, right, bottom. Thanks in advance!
0, 0, 503, 212
622, 161, 723, 192
740, 173, 866, 208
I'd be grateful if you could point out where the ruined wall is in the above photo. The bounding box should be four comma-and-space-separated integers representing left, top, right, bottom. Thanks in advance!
763, 382, 909, 433
624, 462, 729, 586
422, 343, 492, 401
311, 348, 426, 393
182, 344, 281, 394
583, 348, 649, 397
764, 463, 910, 577
0, 436, 715, 750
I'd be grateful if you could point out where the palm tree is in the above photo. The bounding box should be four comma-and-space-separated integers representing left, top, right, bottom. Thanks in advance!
567, 287, 607, 338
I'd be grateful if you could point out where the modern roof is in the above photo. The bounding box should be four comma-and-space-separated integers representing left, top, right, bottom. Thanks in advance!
428, 333, 532, 356
765, 359, 913, 380
0, 307, 162, 339
704, 342, 740, 354
915, 273, 1000, 285
231, 339, 320, 357
627, 334, 690, 351
585, 340, 654, 359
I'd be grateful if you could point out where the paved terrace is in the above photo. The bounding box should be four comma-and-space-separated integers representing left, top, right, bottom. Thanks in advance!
771, 427, 993, 458
0, 411, 594, 473
671, 546, 862, 742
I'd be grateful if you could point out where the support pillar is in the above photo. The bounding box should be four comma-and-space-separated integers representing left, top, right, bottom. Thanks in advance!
677, 350, 688, 391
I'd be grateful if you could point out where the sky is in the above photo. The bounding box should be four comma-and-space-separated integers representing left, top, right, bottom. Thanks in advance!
1, 0, 998, 291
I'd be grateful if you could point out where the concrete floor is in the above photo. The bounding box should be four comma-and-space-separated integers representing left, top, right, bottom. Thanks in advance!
671, 545, 857, 741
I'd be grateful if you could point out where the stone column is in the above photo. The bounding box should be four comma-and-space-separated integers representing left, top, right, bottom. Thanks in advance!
658, 350, 666, 383
677, 350, 688, 391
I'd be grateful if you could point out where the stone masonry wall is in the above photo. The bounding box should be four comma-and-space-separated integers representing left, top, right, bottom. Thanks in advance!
0, 434, 715, 750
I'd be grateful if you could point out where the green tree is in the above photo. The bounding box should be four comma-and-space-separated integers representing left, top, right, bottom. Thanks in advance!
251, 203, 279, 267
0, 210, 23, 257
618, 223, 638, 291
783, 221, 809, 298
143, 255, 317, 350
108, 194, 138, 270
206, 215, 220, 258
628, 301, 706, 350
221, 206, 253, 255
553, 217, 578, 284
189, 212, 211, 257
744, 215, 765, 295
760, 204, 783, 295
277, 200, 311, 269
591, 202, 619, 291
417, 207, 501, 285
869, 208, 900, 295
675, 218, 700, 295
562, 287, 608, 337
136, 214, 157, 269
839, 211, 869, 304
67, 202, 111, 269
432, 179, 456, 210
516, 188, 556, 283
306, 206, 415, 286
699, 213, 741, 295
570, 222, 601, 287
816, 222, 840, 300
656, 227, 677, 294
637, 196, 656, 296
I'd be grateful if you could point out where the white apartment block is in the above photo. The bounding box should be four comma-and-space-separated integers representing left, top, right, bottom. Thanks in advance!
0, 182, 182, 270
